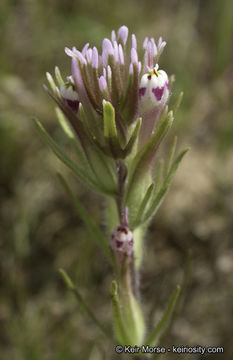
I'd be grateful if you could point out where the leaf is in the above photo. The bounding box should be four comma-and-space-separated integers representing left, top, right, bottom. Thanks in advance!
58, 173, 114, 264
133, 183, 154, 228
126, 111, 173, 197
55, 66, 64, 87
173, 91, 183, 115
59, 269, 113, 341
154, 159, 164, 196
33, 118, 103, 193
110, 280, 131, 344
43, 89, 117, 195
142, 148, 189, 223
165, 136, 177, 175
103, 100, 120, 157
123, 117, 142, 155
78, 104, 118, 191
145, 285, 181, 346
55, 107, 88, 170
103, 100, 117, 138
124, 112, 173, 227
46, 72, 56, 92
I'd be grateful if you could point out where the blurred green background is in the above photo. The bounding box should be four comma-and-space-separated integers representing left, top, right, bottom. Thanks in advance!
0, 0, 233, 359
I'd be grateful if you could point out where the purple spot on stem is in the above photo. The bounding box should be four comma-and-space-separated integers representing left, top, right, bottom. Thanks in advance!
152, 86, 164, 101
139, 87, 146, 98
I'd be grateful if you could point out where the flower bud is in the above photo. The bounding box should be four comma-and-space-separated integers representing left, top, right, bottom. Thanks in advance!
60, 76, 79, 113
139, 64, 169, 114
111, 225, 133, 257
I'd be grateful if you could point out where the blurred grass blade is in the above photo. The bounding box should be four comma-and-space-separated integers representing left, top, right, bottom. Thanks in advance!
33, 118, 102, 192
165, 136, 177, 175
145, 285, 181, 346
110, 280, 131, 344
57, 173, 113, 264
157, 252, 192, 348
59, 269, 113, 341
143, 148, 189, 223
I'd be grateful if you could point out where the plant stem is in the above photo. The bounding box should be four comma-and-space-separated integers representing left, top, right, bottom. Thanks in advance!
116, 160, 127, 220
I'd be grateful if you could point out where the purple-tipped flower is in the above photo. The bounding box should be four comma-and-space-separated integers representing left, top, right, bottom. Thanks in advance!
102, 38, 114, 67
138, 64, 169, 147
111, 225, 133, 257
110, 207, 133, 257
117, 25, 128, 45
139, 64, 169, 112
98, 75, 107, 92
92, 46, 99, 69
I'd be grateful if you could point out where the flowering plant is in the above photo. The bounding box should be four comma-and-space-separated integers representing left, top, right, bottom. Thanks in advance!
34, 25, 189, 352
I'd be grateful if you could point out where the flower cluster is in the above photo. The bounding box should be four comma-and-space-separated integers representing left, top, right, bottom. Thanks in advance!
42, 26, 186, 231
45, 26, 169, 160
40, 26, 188, 348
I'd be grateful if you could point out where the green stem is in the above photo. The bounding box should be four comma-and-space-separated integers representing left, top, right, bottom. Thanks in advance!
116, 160, 127, 220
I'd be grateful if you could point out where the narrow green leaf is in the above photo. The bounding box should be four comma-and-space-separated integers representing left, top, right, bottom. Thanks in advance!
154, 160, 164, 196
145, 285, 181, 346
55, 107, 88, 169
173, 91, 183, 115
103, 100, 122, 157
33, 118, 102, 192
78, 103, 95, 139
110, 281, 131, 344
126, 111, 173, 202
46, 72, 56, 92
79, 104, 118, 190
42, 91, 116, 195
103, 100, 117, 138
165, 136, 177, 175
123, 118, 142, 154
143, 148, 189, 223
55, 66, 64, 87
158, 105, 169, 124
57, 173, 113, 264
133, 183, 154, 228
59, 269, 113, 341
